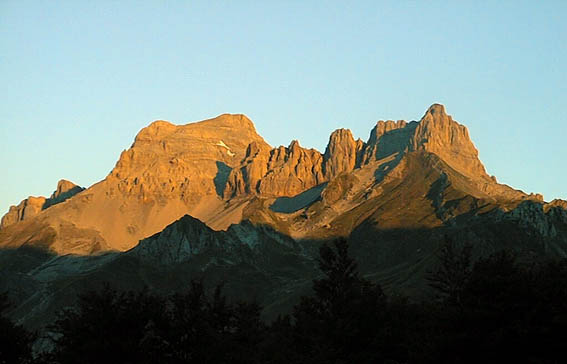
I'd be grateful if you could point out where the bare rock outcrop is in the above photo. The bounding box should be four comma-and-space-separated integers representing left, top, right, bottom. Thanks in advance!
1, 179, 84, 229
223, 141, 273, 197
224, 104, 526, 203
361, 120, 414, 164
0, 196, 46, 229
258, 140, 325, 196
411, 104, 489, 180
109, 114, 270, 201
43, 179, 85, 209
323, 129, 362, 179
488, 201, 558, 238
225, 128, 366, 198
225, 140, 326, 198
53, 179, 81, 199
544, 199, 567, 224
0, 105, 549, 255
547, 199, 567, 209
0, 114, 271, 253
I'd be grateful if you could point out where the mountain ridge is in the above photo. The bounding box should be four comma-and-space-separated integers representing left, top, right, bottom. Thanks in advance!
0, 105, 560, 255
2, 103, 567, 329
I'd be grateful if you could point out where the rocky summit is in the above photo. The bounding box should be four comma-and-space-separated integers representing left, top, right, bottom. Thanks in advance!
1, 104, 566, 328
0, 179, 84, 229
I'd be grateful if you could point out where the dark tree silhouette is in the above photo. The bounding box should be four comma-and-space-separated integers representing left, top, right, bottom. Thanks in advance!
48, 285, 169, 364
167, 281, 264, 364
35, 239, 567, 364
427, 236, 473, 306
293, 238, 387, 363
0, 292, 34, 364
47, 281, 264, 364
430, 249, 567, 364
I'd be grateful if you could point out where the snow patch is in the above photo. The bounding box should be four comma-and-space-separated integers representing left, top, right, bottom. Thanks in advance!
216, 140, 230, 149
216, 140, 236, 157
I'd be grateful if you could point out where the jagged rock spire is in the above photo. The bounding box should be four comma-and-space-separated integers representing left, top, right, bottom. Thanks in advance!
411, 103, 489, 180
323, 128, 361, 179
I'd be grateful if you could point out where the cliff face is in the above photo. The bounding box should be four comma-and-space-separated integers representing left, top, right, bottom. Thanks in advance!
223, 128, 365, 199
2, 104, 567, 330
224, 103, 525, 204
109, 114, 270, 201
0, 196, 46, 229
0, 114, 270, 253
0, 179, 83, 229
224, 140, 326, 198
0, 105, 563, 256
411, 104, 489, 180
361, 119, 413, 164
323, 129, 363, 179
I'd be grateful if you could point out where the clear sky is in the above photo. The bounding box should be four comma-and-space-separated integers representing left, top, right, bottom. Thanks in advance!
1, 1, 566, 214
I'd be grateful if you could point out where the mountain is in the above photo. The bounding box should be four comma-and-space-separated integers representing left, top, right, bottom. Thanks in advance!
1, 104, 566, 328
0, 179, 84, 229
0, 114, 269, 254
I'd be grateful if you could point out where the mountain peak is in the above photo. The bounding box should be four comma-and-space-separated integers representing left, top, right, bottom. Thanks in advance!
148, 119, 175, 128
201, 113, 257, 131
426, 103, 446, 116
323, 128, 360, 179
52, 179, 82, 199
325, 129, 355, 152
0, 105, 536, 256
1, 179, 84, 229
288, 139, 301, 150
411, 104, 489, 180
115, 113, 269, 178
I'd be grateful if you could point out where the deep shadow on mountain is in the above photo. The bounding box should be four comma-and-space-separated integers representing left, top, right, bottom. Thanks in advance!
3, 198, 567, 332
42, 186, 85, 210
270, 184, 327, 213
214, 161, 232, 198
4, 238, 567, 364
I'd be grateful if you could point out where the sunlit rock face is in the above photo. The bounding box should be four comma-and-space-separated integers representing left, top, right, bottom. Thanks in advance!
0, 105, 564, 257
224, 128, 363, 199
323, 128, 363, 179
3, 104, 567, 330
0, 179, 84, 229
109, 114, 270, 200
0, 114, 270, 253
411, 104, 489, 180
0, 196, 46, 229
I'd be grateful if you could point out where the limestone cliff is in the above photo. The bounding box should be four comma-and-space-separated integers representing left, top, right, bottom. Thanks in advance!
323, 129, 363, 179
0, 105, 556, 255
0, 196, 46, 229
3, 105, 567, 333
410, 104, 488, 180
43, 179, 85, 209
224, 140, 325, 198
0, 114, 271, 253
224, 128, 364, 198
109, 114, 270, 201
0, 179, 83, 229
361, 120, 414, 164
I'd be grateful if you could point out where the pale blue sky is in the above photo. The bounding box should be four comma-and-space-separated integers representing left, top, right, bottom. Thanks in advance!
1, 1, 566, 214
